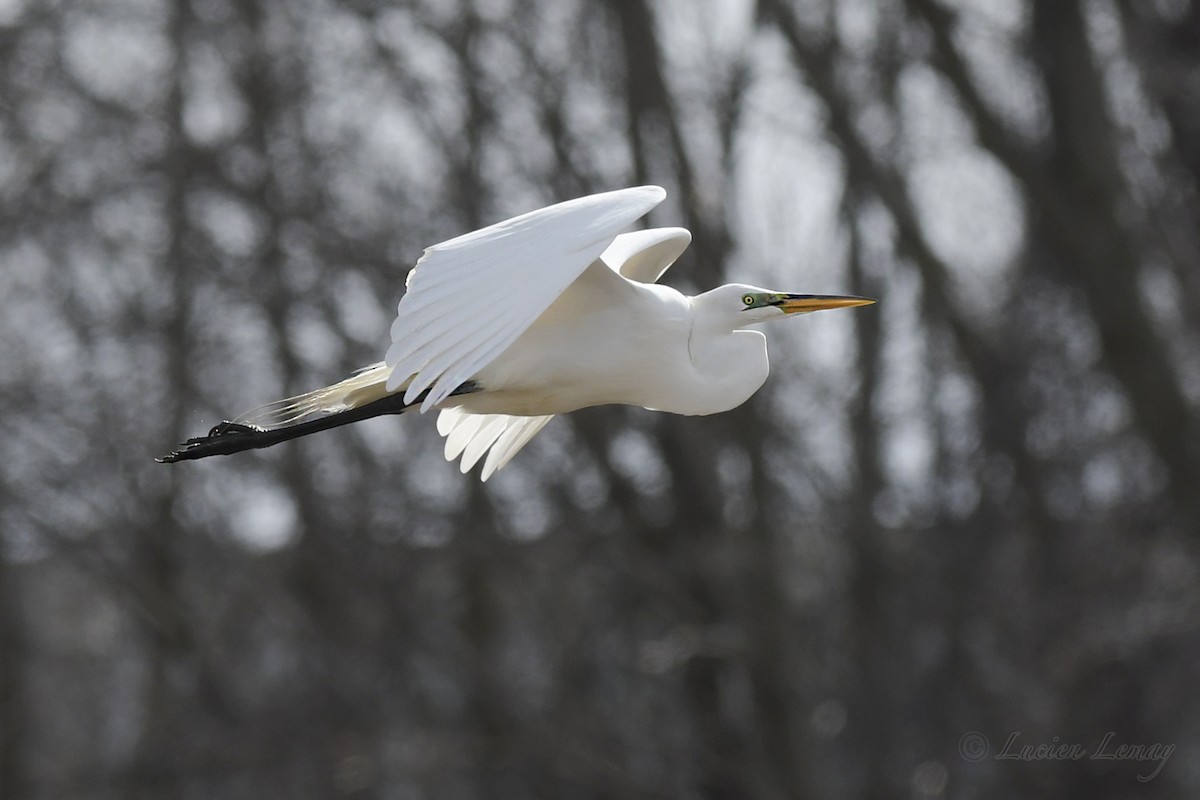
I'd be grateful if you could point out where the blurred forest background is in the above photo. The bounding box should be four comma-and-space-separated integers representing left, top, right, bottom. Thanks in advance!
2, 0, 1199, 797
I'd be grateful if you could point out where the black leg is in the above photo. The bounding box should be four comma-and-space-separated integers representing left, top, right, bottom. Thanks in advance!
157, 381, 480, 463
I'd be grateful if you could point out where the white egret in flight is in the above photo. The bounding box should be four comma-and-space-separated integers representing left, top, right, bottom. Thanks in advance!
159, 187, 874, 479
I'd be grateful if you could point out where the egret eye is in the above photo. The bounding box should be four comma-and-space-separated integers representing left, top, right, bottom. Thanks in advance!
742, 294, 755, 306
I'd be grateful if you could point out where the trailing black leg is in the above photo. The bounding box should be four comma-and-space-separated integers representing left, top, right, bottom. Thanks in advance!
156, 382, 479, 463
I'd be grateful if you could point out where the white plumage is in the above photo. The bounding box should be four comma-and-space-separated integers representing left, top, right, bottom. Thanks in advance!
160, 187, 874, 478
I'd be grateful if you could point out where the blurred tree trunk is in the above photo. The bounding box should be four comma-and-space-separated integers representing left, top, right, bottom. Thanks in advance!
122, 0, 210, 791
0, 552, 24, 800
1029, 0, 1199, 515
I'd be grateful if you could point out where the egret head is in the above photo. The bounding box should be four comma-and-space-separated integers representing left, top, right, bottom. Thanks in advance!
696, 283, 875, 329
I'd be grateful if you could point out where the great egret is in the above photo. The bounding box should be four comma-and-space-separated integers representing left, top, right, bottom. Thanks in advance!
159, 186, 874, 479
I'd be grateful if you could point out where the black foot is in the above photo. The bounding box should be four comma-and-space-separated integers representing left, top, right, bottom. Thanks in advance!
156, 421, 269, 463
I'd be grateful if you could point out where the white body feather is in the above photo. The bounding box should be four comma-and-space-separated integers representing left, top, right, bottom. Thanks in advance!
243, 188, 774, 479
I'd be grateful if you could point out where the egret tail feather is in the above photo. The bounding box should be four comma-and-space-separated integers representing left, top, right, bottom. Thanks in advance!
234, 362, 393, 428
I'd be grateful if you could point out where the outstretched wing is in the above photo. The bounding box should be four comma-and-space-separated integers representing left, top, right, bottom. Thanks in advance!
430, 219, 694, 480
385, 186, 666, 411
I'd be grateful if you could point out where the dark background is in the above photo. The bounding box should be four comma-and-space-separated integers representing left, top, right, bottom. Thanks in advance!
2, 0, 1198, 797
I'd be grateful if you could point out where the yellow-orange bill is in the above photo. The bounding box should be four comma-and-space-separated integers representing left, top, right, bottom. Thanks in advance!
778, 294, 877, 314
